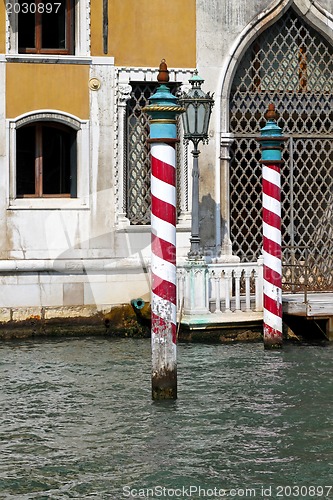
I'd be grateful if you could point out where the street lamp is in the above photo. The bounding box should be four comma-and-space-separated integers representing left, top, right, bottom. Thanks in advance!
179, 71, 214, 259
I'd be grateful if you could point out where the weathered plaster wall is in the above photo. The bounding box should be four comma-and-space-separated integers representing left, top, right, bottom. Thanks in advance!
88, 63, 116, 255
4, 62, 92, 264
0, 2, 5, 53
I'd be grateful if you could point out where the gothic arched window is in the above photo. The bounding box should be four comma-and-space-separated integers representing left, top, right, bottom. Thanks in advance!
229, 8, 333, 290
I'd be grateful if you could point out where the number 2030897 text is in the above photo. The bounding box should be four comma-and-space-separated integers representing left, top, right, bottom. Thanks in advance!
6, 2, 62, 14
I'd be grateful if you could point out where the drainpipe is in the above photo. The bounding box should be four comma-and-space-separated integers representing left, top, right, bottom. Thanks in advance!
258, 104, 287, 349
143, 60, 184, 399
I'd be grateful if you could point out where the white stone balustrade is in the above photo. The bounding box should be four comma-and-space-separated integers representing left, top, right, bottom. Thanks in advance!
177, 257, 263, 326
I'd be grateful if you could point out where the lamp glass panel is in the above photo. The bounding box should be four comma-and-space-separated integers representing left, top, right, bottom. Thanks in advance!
181, 106, 190, 136
187, 104, 196, 135
203, 105, 212, 134
197, 103, 206, 135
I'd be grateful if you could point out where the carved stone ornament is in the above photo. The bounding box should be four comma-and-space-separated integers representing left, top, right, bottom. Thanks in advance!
118, 84, 132, 104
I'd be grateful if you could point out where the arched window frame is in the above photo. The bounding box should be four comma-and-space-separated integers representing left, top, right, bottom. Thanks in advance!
215, 0, 333, 256
8, 111, 90, 209
16, 121, 77, 198
227, 6, 333, 263
224, 5, 333, 291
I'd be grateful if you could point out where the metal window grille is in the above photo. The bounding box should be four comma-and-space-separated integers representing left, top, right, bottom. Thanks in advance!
229, 8, 333, 291
126, 82, 183, 225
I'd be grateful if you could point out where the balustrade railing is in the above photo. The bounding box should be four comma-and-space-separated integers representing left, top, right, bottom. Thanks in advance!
177, 258, 263, 317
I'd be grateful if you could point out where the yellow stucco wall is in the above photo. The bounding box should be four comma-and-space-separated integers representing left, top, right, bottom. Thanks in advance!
91, 0, 196, 68
6, 64, 90, 119
90, 0, 103, 56
0, 2, 5, 53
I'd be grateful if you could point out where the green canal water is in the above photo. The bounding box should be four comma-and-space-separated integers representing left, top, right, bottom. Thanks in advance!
0, 338, 332, 500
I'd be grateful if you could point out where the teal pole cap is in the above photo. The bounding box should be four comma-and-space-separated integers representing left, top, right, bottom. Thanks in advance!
260, 103, 283, 138
258, 103, 285, 141
258, 104, 287, 163
143, 60, 184, 116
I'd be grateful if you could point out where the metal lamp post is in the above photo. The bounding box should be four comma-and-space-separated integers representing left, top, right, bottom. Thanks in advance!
179, 72, 214, 259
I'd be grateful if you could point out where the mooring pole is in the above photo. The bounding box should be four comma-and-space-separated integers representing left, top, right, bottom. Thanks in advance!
258, 104, 286, 349
144, 60, 184, 399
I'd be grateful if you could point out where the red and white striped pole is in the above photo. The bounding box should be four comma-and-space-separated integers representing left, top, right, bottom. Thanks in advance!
258, 104, 286, 349
144, 61, 184, 398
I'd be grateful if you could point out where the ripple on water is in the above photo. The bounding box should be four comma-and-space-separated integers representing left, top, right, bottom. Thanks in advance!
0, 338, 332, 498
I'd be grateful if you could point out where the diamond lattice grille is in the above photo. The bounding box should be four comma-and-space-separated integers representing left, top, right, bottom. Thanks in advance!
126, 83, 156, 225
229, 8, 333, 291
126, 83, 182, 225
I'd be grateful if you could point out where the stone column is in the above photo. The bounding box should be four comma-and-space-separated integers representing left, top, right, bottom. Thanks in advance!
115, 82, 132, 227
219, 133, 240, 261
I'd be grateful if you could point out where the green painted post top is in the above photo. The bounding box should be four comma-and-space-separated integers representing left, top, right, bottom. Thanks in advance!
143, 59, 184, 140
149, 83, 178, 108
258, 104, 287, 163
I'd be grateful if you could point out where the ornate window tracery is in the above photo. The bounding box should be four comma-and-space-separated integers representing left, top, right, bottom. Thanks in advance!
126, 82, 184, 225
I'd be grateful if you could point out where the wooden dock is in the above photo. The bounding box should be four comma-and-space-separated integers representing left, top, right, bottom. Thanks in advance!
178, 292, 333, 341
283, 293, 333, 340
282, 292, 333, 317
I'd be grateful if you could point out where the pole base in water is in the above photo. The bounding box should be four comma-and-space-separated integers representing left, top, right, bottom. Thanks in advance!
264, 324, 283, 349
152, 370, 177, 400
264, 341, 283, 350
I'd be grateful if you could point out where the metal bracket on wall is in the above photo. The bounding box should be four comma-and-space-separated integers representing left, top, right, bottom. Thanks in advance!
103, 0, 108, 54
